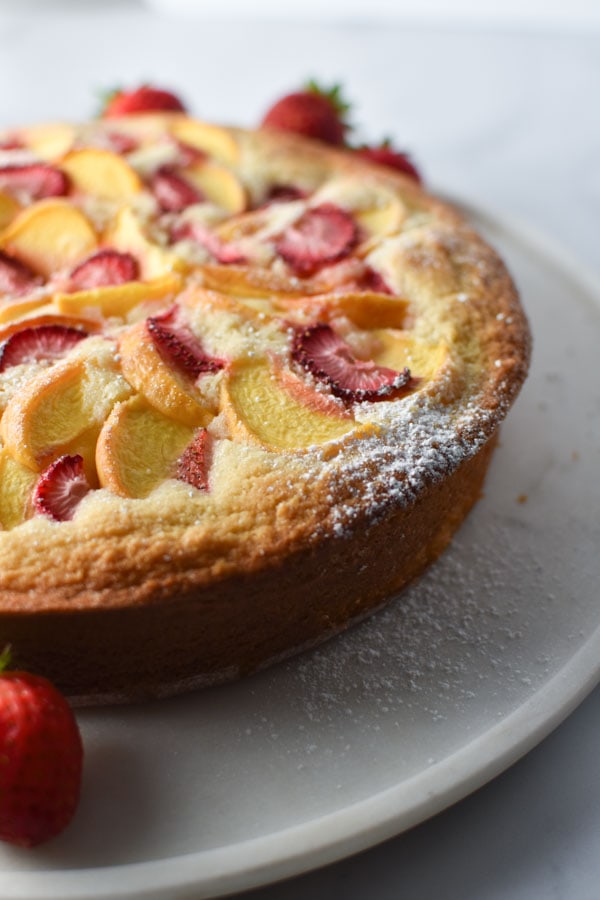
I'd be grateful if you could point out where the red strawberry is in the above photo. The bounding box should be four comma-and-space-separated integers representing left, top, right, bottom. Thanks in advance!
176, 428, 210, 491
151, 167, 204, 213
292, 323, 411, 403
104, 131, 140, 155
68, 249, 139, 290
354, 141, 422, 183
0, 164, 69, 201
173, 221, 247, 264
34, 455, 91, 522
0, 136, 24, 151
0, 646, 83, 848
147, 310, 225, 380
260, 81, 350, 146
0, 324, 87, 372
0, 251, 42, 297
263, 184, 307, 205
275, 203, 358, 276
101, 85, 187, 118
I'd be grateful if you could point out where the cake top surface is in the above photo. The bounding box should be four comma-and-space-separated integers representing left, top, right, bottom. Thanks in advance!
0, 111, 530, 609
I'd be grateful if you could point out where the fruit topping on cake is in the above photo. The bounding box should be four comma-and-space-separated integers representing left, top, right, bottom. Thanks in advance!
292, 323, 411, 402
68, 249, 139, 290
0, 164, 69, 202
176, 427, 210, 491
0, 251, 41, 296
151, 166, 204, 212
33, 454, 91, 522
0, 324, 87, 372
275, 203, 358, 275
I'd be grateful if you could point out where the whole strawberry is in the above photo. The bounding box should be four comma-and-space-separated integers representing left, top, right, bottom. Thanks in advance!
101, 84, 187, 118
0, 647, 83, 847
260, 80, 350, 146
354, 140, 422, 183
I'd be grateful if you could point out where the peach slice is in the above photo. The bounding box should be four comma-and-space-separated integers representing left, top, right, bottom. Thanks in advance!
118, 320, 216, 427
309, 291, 409, 330
198, 263, 315, 299
355, 196, 405, 239
96, 395, 194, 498
54, 272, 183, 318
0, 296, 51, 326
21, 123, 76, 161
0, 447, 37, 529
0, 191, 20, 230
60, 148, 142, 201
223, 359, 359, 451
0, 200, 98, 278
170, 118, 240, 166
184, 161, 247, 214
368, 329, 449, 382
104, 206, 187, 280
0, 350, 132, 470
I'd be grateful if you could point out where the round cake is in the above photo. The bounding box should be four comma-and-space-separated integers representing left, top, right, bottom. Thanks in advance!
0, 110, 530, 704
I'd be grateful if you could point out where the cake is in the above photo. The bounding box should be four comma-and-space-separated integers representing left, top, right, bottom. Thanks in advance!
0, 109, 530, 704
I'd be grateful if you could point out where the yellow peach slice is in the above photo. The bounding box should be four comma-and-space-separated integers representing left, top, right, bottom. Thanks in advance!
223, 359, 358, 451
60, 148, 142, 202
0, 200, 98, 278
0, 296, 50, 326
199, 263, 313, 299
368, 330, 449, 382
96, 395, 194, 498
0, 191, 20, 230
104, 206, 187, 280
355, 196, 405, 239
0, 352, 132, 470
0, 447, 37, 529
184, 161, 247, 214
170, 118, 240, 166
21, 123, 76, 161
54, 272, 183, 318
118, 320, 215, 428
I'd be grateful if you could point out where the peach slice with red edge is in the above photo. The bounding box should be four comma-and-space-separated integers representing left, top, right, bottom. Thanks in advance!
0, 346, 132, 470
104, 206, 187, 280
96, 394, 196, 498
0, 200, 98, 278
59, 148, 142, 202
20, 123, 76, 161
223, 358, 360, 452
54, 271, 183, 318
198, 263, 320, 300
0, 447, 37, 529
169, 118, 240, 166
0, 311, 101, 344
0, 192, 20, 231
118, 318, 220, 427
183, 160, 247, 214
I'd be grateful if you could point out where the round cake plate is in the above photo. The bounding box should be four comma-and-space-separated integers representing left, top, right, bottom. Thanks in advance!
0, 204, 598, 900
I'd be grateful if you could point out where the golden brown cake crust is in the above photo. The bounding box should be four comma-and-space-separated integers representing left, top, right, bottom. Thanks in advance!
0, 116, 530, 702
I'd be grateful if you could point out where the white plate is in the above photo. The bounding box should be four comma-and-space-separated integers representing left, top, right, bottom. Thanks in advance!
1, 206, 599, 900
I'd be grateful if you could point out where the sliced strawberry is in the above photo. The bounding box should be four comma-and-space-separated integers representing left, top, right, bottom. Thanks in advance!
0, 163, 69, 201
292, 323, 411, 403
0, 324, 87, 372
275, 203, 358, 276
176, 428, 210, 491
101, 85, 187, 118
147, 309, 225, 380
68, 249, 139, 290
0, 251, 42, 297
104, 131, 140, 155
34, 454, 91, 522
264, 184, 307, 204
151, 167, 204, 213
0, 136, 24, 151
173, 139, 207, 167
173, 220, 247, 264
357, 266, 394, 295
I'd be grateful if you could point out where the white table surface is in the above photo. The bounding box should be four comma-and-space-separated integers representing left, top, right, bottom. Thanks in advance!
0, 5, 598, 899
